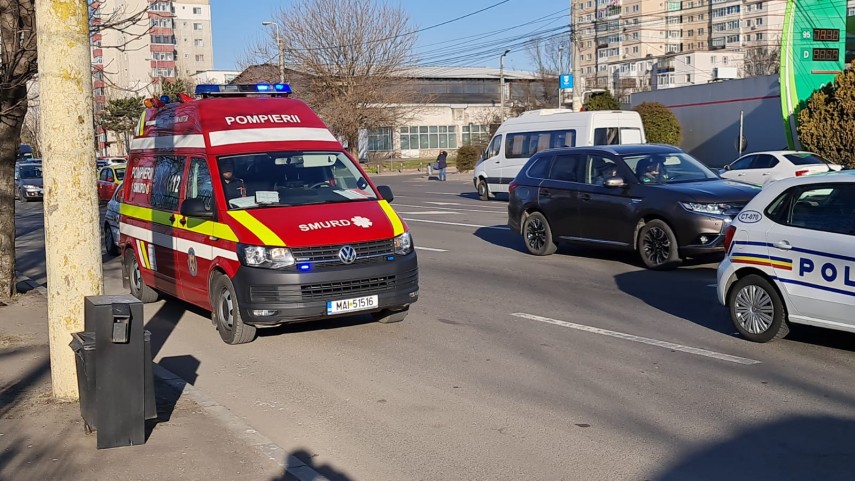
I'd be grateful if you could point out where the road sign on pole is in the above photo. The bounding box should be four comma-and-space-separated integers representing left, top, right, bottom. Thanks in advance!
559, 74, 574, 90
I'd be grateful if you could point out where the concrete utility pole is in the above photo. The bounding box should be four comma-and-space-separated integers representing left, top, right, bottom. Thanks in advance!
558, 46, 564, 108
36, 0, 104, 400
262, 21, 286, 84
499, 49, 511, 120
570, 2, 583, 112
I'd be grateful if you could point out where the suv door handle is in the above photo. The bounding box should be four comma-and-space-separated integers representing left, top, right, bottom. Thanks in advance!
580, 193, 592, 201
540, 189, 551, 198
774, 240, 792, 250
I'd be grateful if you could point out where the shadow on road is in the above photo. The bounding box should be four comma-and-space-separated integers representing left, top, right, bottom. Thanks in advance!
273, 449, 354, 481
258, 313, 377, 339
654, 415, 855, 481
473, 225, 525, 252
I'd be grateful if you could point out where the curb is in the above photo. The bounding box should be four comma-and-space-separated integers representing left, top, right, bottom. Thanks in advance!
18, 272, 327, 481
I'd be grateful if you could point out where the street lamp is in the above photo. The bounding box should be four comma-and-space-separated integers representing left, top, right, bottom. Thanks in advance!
499, 49, 511, 120
262, 21, 285, 84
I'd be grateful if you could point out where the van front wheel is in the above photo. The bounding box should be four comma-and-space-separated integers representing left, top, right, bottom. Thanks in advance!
477, 179, 490, 201
211, 274, 257, 345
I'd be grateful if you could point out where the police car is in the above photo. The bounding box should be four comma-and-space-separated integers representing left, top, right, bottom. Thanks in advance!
717, 170, 855, 342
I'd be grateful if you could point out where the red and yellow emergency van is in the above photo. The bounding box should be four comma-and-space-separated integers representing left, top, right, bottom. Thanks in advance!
120, 84, 418, 344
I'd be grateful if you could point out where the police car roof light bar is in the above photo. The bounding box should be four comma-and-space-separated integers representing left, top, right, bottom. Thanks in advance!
194, 83, 292, 98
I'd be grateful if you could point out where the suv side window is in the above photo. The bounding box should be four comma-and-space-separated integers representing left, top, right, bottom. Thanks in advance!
526, 155, 553, 179
151, 155, 186, 212
584, 155, 619, 185
485, 135, 502, 159
548, 154, 584, 183
185, 158, 213, 211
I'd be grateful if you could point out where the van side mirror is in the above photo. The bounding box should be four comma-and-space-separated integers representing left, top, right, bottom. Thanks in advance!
377, 185, 394, 202
603, 176, 626, 188
180, 198, 213, 218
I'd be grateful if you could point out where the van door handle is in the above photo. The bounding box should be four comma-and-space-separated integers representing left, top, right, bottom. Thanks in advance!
774, 240, 792, 250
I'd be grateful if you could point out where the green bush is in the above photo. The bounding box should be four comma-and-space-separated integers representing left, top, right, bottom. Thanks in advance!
633, 102, 682, 145
583, 90, 620, 111
455, 144, 483, 173
797, 62, 855, 169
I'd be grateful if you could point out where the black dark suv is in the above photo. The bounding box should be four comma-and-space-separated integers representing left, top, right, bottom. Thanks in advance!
507, 145, 761, 269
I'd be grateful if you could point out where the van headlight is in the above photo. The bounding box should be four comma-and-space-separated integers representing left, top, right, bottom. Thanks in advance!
393, 232, 413, 255
237, 244, 295, 269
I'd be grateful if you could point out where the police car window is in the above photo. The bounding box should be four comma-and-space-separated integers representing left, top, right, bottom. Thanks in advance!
185, 158, 213, 211
790, 185, 855, 236
151, 156, 185, 212
218, 151, 376, 209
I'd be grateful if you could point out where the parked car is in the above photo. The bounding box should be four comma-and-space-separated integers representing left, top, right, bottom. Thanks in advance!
507, 144, 761, 269
717, 171, 855, 342
720, 151, 842, 186
97, 156, 126, 169
103, 182, 123, 256
14, 162, 44, 202
97, 164, 126, 202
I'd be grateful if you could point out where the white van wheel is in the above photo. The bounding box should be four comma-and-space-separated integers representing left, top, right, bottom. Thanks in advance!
477, 179, 490, 201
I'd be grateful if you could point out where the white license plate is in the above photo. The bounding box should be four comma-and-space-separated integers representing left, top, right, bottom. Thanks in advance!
326, 295, 378, 315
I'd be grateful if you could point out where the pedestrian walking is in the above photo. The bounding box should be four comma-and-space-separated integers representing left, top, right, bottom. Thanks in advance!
437, 150, 448, 181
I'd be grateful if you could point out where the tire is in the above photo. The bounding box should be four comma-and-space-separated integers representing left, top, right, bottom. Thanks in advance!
211, 273, 257, 345
104, 223, 120, 256
728, 274, 789, 343
477, 178, 490, 201
638, 219, 681, 270
373, 307, 408, 324
124, 249, 159, 303
522, 212, 558, 256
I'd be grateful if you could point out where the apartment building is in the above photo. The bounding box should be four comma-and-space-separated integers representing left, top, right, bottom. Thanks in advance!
173, 0, 214, 79
572, 0, 786, 98
654, 50, 743, 88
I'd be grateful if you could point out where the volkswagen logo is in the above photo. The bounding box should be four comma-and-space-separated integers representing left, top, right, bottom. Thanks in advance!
338, 245, 358, 264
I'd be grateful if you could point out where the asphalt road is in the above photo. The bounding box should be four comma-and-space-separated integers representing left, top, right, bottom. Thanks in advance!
14, 172, 855, 481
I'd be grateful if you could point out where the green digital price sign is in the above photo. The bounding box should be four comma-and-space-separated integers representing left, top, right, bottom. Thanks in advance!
781, 0, 846, 149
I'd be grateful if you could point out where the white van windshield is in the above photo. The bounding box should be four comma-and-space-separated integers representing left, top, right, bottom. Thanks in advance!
218, 151, 376, 209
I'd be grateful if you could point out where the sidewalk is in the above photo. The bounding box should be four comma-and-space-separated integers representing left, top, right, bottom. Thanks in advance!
0, 288, 323, 481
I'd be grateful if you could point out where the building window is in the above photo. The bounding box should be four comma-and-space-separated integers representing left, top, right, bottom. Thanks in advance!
193, 23, 202, 30
685, 55, 691, 65
366, 128, 392, 151
193, 6, 202, 14
756, 32, 764, 41
686, 74, 692, 83
667, 2, 681, 11
462, 125, 491, 146
194, 38, 204, 47
849, 7, 855, 15
399, 126, 457, 150
150, 35, 175, 44
195, 54, 204, 62
757, 17, 763, 25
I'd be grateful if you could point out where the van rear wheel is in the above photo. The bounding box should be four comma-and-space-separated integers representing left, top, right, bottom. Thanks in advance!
124, 249, 159, 303
211, 273, 257, 345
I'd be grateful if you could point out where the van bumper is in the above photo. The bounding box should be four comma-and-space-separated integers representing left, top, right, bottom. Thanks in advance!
230, 252, 419, 326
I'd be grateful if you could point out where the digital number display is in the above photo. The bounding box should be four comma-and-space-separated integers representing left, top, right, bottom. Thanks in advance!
813, 28, 840, 42
812, 48, 839, 61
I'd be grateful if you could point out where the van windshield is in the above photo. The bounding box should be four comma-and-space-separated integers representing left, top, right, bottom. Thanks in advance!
218, 151, 377, 209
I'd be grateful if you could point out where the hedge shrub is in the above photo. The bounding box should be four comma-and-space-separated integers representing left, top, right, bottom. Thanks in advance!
455, 145, 484, 173
583, 90, 620, 111
797, 62, 855, 169
633, 102, 682, 146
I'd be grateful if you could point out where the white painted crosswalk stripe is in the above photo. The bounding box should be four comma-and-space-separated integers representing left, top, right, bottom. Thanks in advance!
415, 246, 448, 252
511, 312, 761, 365
403, 218, 509, 230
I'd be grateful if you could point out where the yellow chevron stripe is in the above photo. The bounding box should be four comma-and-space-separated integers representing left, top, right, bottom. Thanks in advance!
120, 203, 238, 242
378, 200, 404, 236
139, 240, 152, 270
228, 211, 286, 247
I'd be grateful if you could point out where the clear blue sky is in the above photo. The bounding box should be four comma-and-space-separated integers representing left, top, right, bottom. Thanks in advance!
210, 0, 570, 72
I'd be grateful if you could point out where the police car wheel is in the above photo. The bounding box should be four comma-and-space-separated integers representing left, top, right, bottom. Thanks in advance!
373, 307, 408, 324
477, 179, 490, 201
211, 274, 257, 345
523, 212, 558, 256
728, 274, 789, 343
124, 250, 159, 303
104, 223, 119, 256
639, 220, 680, 270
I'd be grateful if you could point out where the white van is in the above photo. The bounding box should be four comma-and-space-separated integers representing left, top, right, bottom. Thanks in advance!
472, 109, 646, 200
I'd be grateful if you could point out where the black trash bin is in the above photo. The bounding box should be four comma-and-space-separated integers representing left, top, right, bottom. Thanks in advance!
70, 331, 97, 433
69, 329, 156, 438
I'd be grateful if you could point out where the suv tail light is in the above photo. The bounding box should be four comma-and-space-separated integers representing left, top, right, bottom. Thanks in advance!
723, 225, 737, 254
795, 169, 810, 177
508, 180, 519, 196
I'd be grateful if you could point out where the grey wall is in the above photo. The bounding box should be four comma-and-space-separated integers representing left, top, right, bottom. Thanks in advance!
631, 75, 786, 168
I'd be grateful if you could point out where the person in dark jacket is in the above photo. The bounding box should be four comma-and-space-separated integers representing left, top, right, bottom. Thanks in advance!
436, 150, 448, 181
220, 159, 247, 202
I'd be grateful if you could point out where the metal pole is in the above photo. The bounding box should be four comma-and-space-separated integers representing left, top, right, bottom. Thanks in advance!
570, 4, 582, 112
36, 0, 105, 400
558, 46, 564, 108
278, 34, 286, 84
739, 110, 745, 155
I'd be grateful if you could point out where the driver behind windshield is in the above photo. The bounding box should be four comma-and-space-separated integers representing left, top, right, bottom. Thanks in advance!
637, 158, 666, 183
220, 159, 247, 200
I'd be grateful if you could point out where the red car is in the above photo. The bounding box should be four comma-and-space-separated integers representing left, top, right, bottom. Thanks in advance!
97, 164, 126, 202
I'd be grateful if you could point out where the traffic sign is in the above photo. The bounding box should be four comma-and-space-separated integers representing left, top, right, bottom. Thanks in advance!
559, 74, 573, 90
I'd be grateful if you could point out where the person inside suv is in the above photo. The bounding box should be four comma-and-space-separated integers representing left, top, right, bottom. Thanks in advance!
637, 157, 667, 183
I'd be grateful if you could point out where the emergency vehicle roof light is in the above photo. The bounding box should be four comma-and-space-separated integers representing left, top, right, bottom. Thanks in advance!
194, 83, 292, 98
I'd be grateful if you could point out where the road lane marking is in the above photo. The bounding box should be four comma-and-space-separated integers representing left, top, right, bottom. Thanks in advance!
398, 211, 463, 215
425, 201, 463, 206
511, 312, 761, 365
425, 192, 465, 195
415, 246, 448, 252
403, 218, 509, 230
395, 203, 507, 214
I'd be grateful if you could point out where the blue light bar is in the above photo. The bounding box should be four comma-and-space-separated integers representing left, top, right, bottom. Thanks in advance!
194, 83, 293, 98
